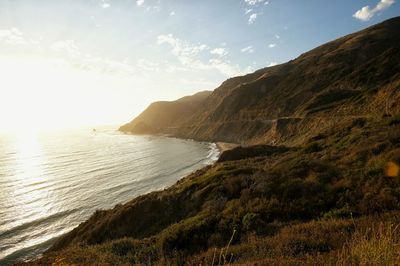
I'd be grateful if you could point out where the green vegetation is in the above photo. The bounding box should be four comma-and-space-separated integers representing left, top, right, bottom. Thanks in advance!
21, 17, 400, 265
23, 117, 400, 265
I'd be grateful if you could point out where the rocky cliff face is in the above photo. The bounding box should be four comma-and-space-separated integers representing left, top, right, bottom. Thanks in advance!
121, 17, 400, 145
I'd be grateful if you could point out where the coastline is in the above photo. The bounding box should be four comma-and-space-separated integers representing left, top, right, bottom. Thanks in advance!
119, 129, 238, 157
2, 132, 216, 264
216, 142, 240, 152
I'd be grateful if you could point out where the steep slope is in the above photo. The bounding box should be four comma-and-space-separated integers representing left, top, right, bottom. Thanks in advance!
121, 17, 400, 145
27, 114, 400, 265
22, 17, 400, 265
119, 91, 211, 134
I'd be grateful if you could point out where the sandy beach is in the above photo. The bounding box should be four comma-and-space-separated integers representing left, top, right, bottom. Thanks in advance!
216, 142, 239, 152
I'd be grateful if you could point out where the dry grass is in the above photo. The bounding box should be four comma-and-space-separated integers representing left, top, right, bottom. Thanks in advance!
335, 222, 400, 266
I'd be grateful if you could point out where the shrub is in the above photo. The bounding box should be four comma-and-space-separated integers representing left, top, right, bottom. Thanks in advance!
304, 142, 323, 153
110, 239, 134, 256
323, 204, 354, 219
388, 114, 400, 126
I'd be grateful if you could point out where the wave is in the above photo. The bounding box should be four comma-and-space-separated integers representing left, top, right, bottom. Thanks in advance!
0, 131, 216, 263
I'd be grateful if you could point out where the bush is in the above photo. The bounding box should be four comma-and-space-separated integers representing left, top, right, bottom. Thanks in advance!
111, 239, 134, 256
323, 205, 354, 219
388, 114, 400, 126
304, 142, 323, 153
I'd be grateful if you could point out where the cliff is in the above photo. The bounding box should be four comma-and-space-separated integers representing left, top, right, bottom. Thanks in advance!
119, 91, 212, 135
121, 17, 400, 145
22, 17, 400, 265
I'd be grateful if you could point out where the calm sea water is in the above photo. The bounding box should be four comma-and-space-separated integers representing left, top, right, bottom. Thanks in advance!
0, 128, 218, 264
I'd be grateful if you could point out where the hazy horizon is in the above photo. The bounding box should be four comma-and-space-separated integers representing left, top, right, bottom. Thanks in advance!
0, 0, 398, 133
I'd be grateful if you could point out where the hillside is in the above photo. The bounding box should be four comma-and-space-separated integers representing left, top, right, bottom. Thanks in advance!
23, 17, 400, 265
121, 17, 400, 145
119, 91, 212, 134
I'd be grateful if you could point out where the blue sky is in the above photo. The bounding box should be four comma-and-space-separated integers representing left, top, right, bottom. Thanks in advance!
0, 0, 398, 130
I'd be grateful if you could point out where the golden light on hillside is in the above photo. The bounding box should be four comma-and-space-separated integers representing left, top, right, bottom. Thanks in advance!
385, 162, 399, 177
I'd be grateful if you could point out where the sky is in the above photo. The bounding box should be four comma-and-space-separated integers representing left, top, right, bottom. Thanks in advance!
0, 0, 398, 132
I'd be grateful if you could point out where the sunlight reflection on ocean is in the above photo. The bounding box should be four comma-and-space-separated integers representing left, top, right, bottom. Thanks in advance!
0, 128, 219, 264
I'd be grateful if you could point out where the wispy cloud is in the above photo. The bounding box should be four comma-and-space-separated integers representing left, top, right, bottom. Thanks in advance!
244, 0, 267, 5
100, 0, 110, 8
0, 28, 27, 46
50, 40, 137, 76
244, 0, 269, 25
268, 43, 276, 48
248, 13, 258, 24
157, 34, 209, 64
353, 0, 395, 21
157, 34, 249, 77
136, 0, 145, 6
210, 47, 228, 57
51, 40, 80, 57
241, 45, 254, 53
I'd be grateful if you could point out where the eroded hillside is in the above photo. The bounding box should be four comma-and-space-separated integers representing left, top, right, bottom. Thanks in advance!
121, 17, 400, 145
22, 17, 400, 266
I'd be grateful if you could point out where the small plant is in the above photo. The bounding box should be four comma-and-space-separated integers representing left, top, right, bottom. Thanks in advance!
212, 229, 236, 266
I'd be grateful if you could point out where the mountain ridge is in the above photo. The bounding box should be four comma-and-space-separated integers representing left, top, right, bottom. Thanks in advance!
120, 16, 400, 145
22, 17, 400, 265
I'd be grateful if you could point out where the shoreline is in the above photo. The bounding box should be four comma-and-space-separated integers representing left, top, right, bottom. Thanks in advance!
119, 129, 239, 155
216, 142, 240, 153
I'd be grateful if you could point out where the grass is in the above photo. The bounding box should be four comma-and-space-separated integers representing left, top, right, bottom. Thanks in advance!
336, 222, 400, 266
20, 117, 400, 266
23, 214, 399, 265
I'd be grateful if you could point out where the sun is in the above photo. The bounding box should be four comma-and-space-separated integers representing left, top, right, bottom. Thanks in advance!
0, 55, 114, 134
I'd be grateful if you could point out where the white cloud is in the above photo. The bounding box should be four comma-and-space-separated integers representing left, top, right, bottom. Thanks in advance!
169, 11, 176, 16
100, 0, 110, 8
157, 34, 248, 77
241, 45, 254, 53
50, 40, 137, 76
207, 59, 244, 77
157, 34, 209, 61
244, 0, 267, 5
244, 0, 269, 25
248, 13, 257, 24
157, 34, 210, 66
0, 30, 138, 78
210, 47, 228, 57
275, 34, 280, 39
268, 43, 276, 48
136, 0, 145, 6
0, 27, 42, 54
245, 8, 253, 14
353, 0, 395, 21
0, 28, 26, 46
137, 58, 161, 72
51, 40, 80, 57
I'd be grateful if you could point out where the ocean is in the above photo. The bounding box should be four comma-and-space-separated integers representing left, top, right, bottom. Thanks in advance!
0, 128, 219, 264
